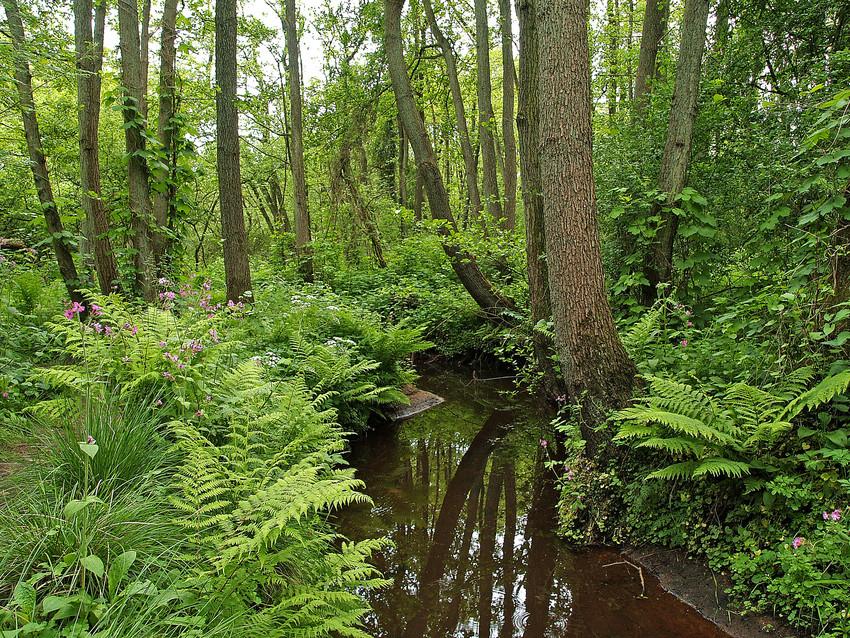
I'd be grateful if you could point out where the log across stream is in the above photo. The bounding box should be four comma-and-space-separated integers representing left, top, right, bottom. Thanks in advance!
337, 366, 734, 638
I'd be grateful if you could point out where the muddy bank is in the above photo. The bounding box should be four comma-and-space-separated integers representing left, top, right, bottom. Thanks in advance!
626, 546, 804, 638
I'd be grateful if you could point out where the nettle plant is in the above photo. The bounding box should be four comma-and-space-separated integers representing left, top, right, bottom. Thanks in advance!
614, 368, 850, 480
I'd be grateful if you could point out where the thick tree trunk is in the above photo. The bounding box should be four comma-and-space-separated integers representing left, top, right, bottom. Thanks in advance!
422, 0, 482, 221
642, 0, 710, 300
385, 0, 516, 319
215, 0, 253, 300
517, 0, 561, 395
4, 0, 84, 305
500, 0, 518, 229
74, 0, 119, 294
140, 0, 152, 119
151, 0, 179, 268
475, 0, 504, 223
539, 0, 637, 452
634, 0, 669, 109
117, 0, 156, 300
283, 0, 313, 281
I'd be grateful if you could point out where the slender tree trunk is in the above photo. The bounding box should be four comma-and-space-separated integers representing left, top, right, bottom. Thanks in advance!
4, 0, 83, 305
271, 173, 291, 232
517, 0, 560, 395
605, 0, 620, 116
422, 0, 482, 220
215, 0, 253, 300
642, 0, 710, 300
398, 115, 408, 206
339, 142, 387, 267
539, 0, 637, 452
634, 0, 669, 109
385, 0, 516, 319
283, 0, 313, 281
140, 0, 152, 119
117, 0, 156, 300
151, 0, 179, 269
500, 0, 518, 229
74, 0, 119, 294
475, 0, 504, 223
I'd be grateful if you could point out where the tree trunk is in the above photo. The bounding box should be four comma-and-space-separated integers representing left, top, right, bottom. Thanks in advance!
499, 463, 517, 638
499, 0, 518, 229
422, 0, 482, 221
339, 142, 387, 268
634, 0, 669, 109
605, 0, 620, 116
283, 0, 313, 281
117, 0, 156, 300
385, 0, 516, 319
398, 114, 408, 207
477, 464, 502, 638
539, 0, 637, 452
140, 0, 152, 119
517, 0, 561, 396
642, 0, 710, 300
215, 0, 253, 300
475, 0, 504, 223
74, 0, 119, 294
4, 0, 84, 306
151, 0, 179, 269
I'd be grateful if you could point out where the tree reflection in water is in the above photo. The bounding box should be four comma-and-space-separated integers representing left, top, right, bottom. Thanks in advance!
336, 370, 731, 638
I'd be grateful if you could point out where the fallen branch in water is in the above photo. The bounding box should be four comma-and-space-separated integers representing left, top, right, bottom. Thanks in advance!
603, 560, 647, 598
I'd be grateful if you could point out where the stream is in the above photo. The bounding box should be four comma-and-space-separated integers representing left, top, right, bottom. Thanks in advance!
337, 367, 734, 638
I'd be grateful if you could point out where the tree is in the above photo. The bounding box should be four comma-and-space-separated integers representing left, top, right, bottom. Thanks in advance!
538, 0, 636, 451
422, 0, 482, 221
4, 0, 84, 305
499, 0, 517, 229
517, 0, 560, 395
215, 0, 253, 300
634, 0, 669, 108
117, 0, 156, 299
384, 0, 515, 318
151, 0, 179, 267
642, 0, 710, 300
74, 0, 119, 295
475, 0, 504, 224
283, 0, 313, 281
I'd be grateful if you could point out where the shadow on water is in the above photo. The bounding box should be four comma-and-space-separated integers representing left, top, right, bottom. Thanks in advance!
337, 368, 732, 638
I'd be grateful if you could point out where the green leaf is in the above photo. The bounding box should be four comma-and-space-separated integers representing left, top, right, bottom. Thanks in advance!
78, 442, 99, 459
13, 581, 36, 618
42, 595, 68, 613
108, 550, 137, 599
63, 495, 104, 518
80, 554, 104, 578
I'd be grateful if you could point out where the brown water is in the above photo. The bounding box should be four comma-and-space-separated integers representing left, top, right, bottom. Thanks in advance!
337, 368, 731, 638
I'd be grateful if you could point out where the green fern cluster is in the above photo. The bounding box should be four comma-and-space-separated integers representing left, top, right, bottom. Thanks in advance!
169, 375, 389, 638
615, 369, 850, 480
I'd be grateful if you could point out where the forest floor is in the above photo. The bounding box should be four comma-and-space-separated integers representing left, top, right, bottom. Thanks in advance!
626, 546, 804, 638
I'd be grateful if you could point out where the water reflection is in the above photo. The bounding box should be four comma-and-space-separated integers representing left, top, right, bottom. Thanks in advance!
337, 371, 730, 638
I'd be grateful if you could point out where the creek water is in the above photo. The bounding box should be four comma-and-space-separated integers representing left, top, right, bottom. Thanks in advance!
337, 367, 732, 638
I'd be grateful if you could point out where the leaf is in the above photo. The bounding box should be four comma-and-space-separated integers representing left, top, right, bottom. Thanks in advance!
13, 582, 36, 618
42, 595, 68, 613
63, 495, 104, 519
108, 550, 137, 599
78, 442, 99, 459
80, 554, 105, 578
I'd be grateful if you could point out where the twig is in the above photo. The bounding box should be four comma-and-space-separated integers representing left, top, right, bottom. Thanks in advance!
603, 560, 647, 598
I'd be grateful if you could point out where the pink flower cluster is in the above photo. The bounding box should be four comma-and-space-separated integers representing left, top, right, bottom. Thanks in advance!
64, 301, 86, 320
792, 536, 805, 549
823, 508, 843, 522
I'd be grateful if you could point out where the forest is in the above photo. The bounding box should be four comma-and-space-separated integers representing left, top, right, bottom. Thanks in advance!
0, 0, 848, 635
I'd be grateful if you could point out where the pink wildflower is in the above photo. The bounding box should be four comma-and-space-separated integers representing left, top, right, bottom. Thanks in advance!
162, 371, 174, 381
680, 339, 689, 348
64, 301, 86, 320
686, 320, 694, 328
792, 537, 805, 549
202, 280, 211, 291
1, 391, 8, 399
90, 304, 102, 317
195, 409, 204, 417
209, 329, 220, 343
540, 438, 549, 448
86, 435, 96, 445
155, 399, 163, 407
831, 509, 842, 522
92, 322, 103, 333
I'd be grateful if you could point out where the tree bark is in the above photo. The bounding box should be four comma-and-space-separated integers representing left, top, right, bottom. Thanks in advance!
517, 0, 560, 395
385, 0, 516, 319
539, 0, 637, 452
4, 0, 84, 305
499, 0, 518, 229
140, 0, 152, 119
634, 0, 669, 109
117, 0, 156, 300
477, 464, 503, 638
642, 0, 710, 300
475, 0, 504, 223
151, 0, 179, 269
422, 0, 482, 221
338, 142, 387, 268
74, 0, 119, 294
215, 0, 253, 300
499, 463, 517, 638
283, 0, 313, 281
605, 0, 620, 116
398, 114, 408, 207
